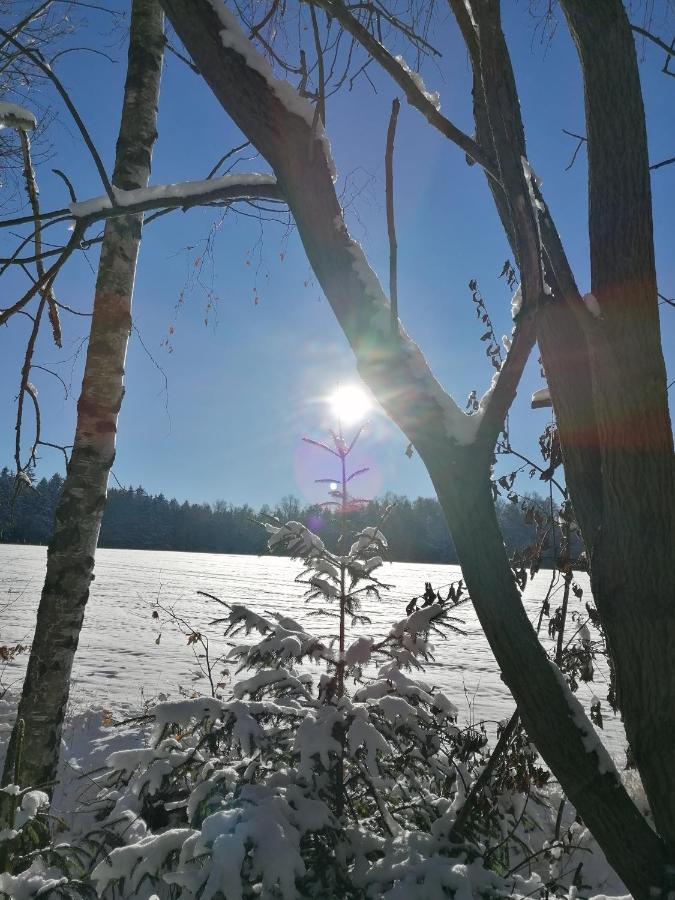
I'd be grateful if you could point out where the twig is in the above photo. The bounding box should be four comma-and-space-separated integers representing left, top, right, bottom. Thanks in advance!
249, 0, 279, 39
0, 25, 115, 201
309, 3, 326, 127
0, 223, 85, 326
650, 155, 675, 171
385, 97, 400, 336
52, 168, 78, 203
19, 129, 62, 347
309, 0, 497, 176
165, 40, 199, 73
451, 709, 519, 839
562, 128, 586, 172
15, 297, 47, 476
630, 24, 675, 59
205, 141, 251, 179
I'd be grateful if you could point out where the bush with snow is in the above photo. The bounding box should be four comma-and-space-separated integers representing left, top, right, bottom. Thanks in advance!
0, 511, 616, 899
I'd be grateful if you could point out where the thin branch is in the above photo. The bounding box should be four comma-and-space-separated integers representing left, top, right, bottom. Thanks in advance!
0, 223, 84, 327
385, 97, 400, 336
31, 364, 69, 398
15, 296, 47, 475
55, 300, 92, 316
19, 129, 62, 347
249, 0, 279, 40
650, 155, 675, 171
165, 40, 199, 73
52, 168, 78, 203
1, 177, 284, 236
309, 3, 326, 127
50, 46, 117, 65
205, 141, 251, 179
562, 128, 586, 171
451, 709, 519, 839
630, 23, 675, 58
309, 0, 497, 177
36, 440, 72, 466
476, 314, 537, 449
0, 0, 52, 55
0, 25, 115, 201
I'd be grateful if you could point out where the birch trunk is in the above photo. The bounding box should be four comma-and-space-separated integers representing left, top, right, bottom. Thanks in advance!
1, 0, 164, 794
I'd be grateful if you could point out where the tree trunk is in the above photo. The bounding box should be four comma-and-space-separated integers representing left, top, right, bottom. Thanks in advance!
1, 0, 164, 794
559, 0, 675, 859
159, 2, 667, 893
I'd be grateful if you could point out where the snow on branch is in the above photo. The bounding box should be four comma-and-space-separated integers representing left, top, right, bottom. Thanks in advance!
0, 101, 36, 131
207, 0, 336, 179
68, 172, 281, 219
393, 54, 441, 111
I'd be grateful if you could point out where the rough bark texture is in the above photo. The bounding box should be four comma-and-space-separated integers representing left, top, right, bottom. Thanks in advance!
160, 2, 667, 894
1, 0, 164, 793
448, 0, 605, 548
454, 1, 674, 887
560, 0, 675, 860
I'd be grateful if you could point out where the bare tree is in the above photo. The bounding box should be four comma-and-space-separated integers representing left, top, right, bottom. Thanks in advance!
158, 2, 673, 896
1, 0, 166, 795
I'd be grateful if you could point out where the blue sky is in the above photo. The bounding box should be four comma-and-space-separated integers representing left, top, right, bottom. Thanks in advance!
1, 1, 673, 509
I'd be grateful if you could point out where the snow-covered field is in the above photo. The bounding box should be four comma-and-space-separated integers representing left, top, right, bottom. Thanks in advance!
0, 544, 625, 758
0, 544, 634, 898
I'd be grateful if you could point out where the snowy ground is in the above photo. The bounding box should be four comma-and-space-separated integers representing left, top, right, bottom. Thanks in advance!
0, 545, 633, 897
0, 545, 625, 758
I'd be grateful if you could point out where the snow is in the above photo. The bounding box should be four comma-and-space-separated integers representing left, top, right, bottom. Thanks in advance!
295, 706, 341, 776
0, 544, 633, 899
345, 635, 374, 666
549, 660, 618, 777
393, 54, 441, 111
0, 861, 68, 899
68, 172, 278, 218
346, 703, 393, 774
207, 0, 337, 180
165, 784, 313, 900
0, 101, 36, 131
583, 291, 602, 318
511, 285, 523, 318
92, 827, 197, 895
531, 387, 551, 405
1, 547, 625, 756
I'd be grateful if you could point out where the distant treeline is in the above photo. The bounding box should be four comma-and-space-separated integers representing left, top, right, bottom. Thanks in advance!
0, 467, 554, 564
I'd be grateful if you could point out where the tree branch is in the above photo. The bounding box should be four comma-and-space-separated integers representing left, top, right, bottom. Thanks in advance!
0, 25, 115, 201
308, 0, 497, 176
385, 97, 400, 336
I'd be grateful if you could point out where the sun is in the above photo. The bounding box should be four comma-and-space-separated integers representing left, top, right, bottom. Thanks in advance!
328, 384, 372, 426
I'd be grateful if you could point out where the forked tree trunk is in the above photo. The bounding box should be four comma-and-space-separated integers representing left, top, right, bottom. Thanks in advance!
559, 0, 675, 858
1, 0, 164, 794
455, 1, 674, 880
159, 2, 668, 894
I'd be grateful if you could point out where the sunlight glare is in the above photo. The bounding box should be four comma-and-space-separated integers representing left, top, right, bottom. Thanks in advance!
328, 384, 371, 426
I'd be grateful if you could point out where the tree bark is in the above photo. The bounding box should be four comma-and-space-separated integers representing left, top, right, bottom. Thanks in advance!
1, 0, 164, 794
159, 2, 667, 893
559, 0, 675, 859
